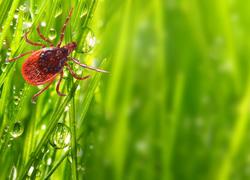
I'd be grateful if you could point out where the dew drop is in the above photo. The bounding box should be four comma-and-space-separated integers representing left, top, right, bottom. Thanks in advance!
27, 166, 34, 177
81, 28, 96, 53
23, 21, 32, 30
10, 121, 24, 138
49, 123, 71, 149
14, 13, 19, 19
19, 5, 27, 12
1, 63, 8, 72
80, 4, 88, 19
9, 166, 17, 180
40, 21, 46, 27
77, 165, 85, 173
55, 8, 62, 18
13, 96, 20, 105
48, 28, 57, 41
47, 157, 52, 166
64, 105, 69, 112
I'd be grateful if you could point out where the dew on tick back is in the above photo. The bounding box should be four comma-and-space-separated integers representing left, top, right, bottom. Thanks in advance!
49, 123, 71, 149
82, 28, 96, 53
10, 121, 24, 138
48, 28, 57, 41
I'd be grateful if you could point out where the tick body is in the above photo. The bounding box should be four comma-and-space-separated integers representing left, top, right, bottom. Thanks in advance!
7, 8, 107, 103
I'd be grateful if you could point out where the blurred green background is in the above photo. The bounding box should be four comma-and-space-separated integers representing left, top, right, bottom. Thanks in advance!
0, 0, 249, 179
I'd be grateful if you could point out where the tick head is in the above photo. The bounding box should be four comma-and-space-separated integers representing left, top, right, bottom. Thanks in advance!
64, 42, 77, 54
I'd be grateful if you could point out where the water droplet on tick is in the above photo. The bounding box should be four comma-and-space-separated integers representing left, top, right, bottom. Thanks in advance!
82, 28, 96, 53
10, 121, 24, 138
49, 123, 71, 149
48, 28, 57, 41
55, 8, 62, 18
80, 4, 88, 18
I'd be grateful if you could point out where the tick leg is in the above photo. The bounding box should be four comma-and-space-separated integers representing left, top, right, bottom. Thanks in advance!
6, 50, 35, 62
57, 8, 74, 47
56, 71, 66, 96
65, 63, 91, 80
36, 25, 54, 46
24, 31, 46, 47
69, 57, 109, 73
31, 81, 53, 103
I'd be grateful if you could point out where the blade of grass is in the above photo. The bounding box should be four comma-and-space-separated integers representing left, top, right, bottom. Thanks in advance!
69, 97, 78, 180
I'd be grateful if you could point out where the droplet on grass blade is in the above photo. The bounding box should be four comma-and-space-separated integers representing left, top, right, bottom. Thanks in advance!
1, 63, 8, 72
49, 123, 71, 149
80, 4, 88, 19
23, 21, 32, 30
48, 28, 57, 41
81, 27, 96, 53
40, 21, 46, 27
10, 121, 24, 138
13, 96, 20, 105
55, 8, 62, 18
9, 166, 17, 180
27, 166, 34, 177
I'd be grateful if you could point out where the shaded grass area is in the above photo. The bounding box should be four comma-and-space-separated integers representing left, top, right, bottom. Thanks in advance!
0, 0, 249, 180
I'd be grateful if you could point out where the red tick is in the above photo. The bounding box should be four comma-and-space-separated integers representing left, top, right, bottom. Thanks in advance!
6, 8, 108, 103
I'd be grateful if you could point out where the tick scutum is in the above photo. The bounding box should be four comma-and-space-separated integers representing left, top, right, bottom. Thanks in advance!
38, 48, 68, 73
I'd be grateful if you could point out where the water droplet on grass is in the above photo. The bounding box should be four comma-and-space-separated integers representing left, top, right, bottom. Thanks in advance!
41, 21, 46, 27
82, 28, 96, 53
10, 121, 24, 138
47, 158, 52, 166
80, 4, 88, 18
19, 5, 27, 12
13, 96, 20, 105
23, 21, 32, 29
9, 166, 17, 180
27, 166, 34, 177
49, 123, 71, 149
55, 8, 62, 18
14, 13, 18, 19
49, 28, 57, 41
1, 63, 8, 72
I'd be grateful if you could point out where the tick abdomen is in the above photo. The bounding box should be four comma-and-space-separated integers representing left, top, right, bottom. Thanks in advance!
38, 48, 68, 73
22, 48, 69, 86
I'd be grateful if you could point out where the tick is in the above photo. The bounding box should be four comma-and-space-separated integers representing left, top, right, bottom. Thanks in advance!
6, 8, 107, 103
